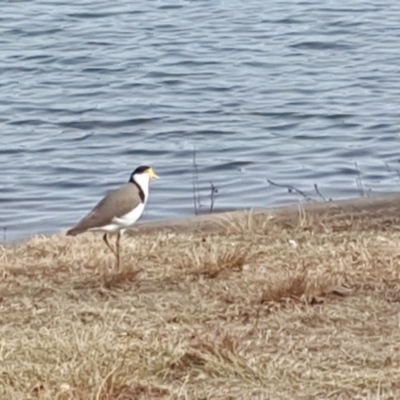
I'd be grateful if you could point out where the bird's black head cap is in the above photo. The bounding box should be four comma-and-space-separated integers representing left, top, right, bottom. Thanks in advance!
133, 165, 151, 175
129, 165, 154, 182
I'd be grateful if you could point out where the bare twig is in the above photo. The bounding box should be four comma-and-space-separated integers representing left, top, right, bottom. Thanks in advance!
192, 147, 201, 215
354, 162, 373, 197
385, 162, 400, 181
354, 162, 365, 197
210, 182, 218, 212
267, 180, 315, 203
313, 184, 331, 202
192, 148, 220, 214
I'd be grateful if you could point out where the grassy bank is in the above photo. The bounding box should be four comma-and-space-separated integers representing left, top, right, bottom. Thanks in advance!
1, 194, 400, 399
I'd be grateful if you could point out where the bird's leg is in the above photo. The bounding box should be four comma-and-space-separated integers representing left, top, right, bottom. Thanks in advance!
103, 233, 116, 256
115, 231, 122, 271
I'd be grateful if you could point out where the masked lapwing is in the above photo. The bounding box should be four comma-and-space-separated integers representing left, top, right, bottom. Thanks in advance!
66, 166, 159, 269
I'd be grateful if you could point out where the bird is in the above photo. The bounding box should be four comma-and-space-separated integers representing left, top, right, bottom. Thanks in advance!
66, 165, 159, 270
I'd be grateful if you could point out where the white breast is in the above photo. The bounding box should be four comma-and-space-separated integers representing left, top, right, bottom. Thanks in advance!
113, 202, 145, 228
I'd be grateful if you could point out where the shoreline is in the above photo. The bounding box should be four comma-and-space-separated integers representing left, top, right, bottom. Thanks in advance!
2, 192, 400, 246
131, 191, 400, 235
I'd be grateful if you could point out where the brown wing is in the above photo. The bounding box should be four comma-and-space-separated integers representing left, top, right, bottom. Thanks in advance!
66, 183, 142, 235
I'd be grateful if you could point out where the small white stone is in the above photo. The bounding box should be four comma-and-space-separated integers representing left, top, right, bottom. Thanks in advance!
60, 383, 70, 392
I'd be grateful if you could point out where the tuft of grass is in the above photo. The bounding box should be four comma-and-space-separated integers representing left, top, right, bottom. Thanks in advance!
259, 267, 337, 304
176, 241, 252, 278
101, 266, 143, 289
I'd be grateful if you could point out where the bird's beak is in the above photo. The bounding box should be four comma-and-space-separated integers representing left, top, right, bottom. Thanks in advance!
148, 168, 159, 179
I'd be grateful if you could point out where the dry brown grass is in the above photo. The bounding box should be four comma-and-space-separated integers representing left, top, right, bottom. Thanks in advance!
2, 198, 400, 399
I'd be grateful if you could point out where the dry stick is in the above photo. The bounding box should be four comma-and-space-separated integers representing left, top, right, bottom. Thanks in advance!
192, 147, 219, 214
385, 161, 400, 181
192, 147, 197, 215
267, 180, 315, 203
192, 147, 200, 215
354, 162, 363, 197
313, 184, 331, 202
355, 162, 374, 197
354, 162, 365, 197
209, 182, 218, 212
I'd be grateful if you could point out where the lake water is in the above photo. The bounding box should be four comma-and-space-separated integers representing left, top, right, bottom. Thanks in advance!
2, 0, 400, 241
